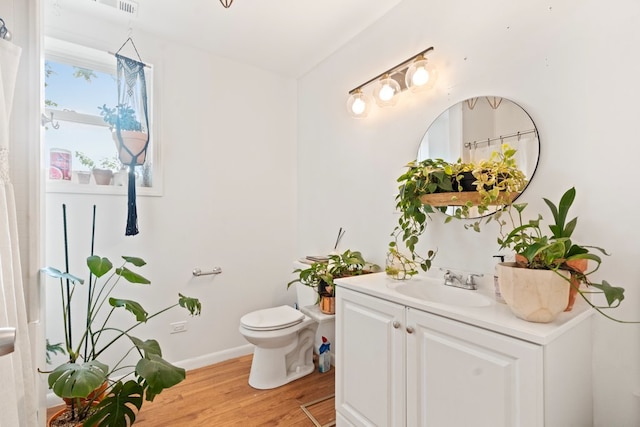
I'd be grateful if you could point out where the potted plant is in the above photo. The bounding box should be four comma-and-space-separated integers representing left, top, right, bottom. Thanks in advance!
74, 151, 94, 184
74, 152, 123, 186
98, 104, 148, 165
389, 144, 526, 278
494, 187, 626, 323
42, 229, 202, 426
287, 249, 379, 314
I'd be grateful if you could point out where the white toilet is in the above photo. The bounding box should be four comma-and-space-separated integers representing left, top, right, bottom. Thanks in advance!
239, 305, 318, 390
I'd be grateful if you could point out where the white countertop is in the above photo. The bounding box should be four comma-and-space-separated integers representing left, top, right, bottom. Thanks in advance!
335, 271, 594, 345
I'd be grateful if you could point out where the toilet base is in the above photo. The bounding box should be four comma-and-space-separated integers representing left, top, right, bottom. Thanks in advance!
244, 320, 317, 390
248, 348, 315, 390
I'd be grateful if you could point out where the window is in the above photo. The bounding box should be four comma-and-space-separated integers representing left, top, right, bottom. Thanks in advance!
44, 38, 160, 195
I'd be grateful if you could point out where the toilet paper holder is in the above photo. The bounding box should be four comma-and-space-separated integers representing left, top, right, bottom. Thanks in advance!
192, 267, 222, 277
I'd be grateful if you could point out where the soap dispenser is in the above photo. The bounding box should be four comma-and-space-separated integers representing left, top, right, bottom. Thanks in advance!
493, 255, 506, 303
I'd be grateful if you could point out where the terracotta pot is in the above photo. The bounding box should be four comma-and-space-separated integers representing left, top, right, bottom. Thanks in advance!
565, 259, 588, 312
92, 169, 113, 185
497, 262, 570, 323
319, 295, 335, 315
62, 381, 108, 407
48, 407, 83, 427
113, 131, 148, 165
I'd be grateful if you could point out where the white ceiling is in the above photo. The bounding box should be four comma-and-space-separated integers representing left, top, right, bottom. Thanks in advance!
110, 0, 403, 78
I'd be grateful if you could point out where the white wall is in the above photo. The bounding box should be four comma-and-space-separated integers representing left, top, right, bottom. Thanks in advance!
43, 1, 298, 380
298, 0, 640, 425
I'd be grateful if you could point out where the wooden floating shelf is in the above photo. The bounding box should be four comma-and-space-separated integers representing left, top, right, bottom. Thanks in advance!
419, 192, 520, 207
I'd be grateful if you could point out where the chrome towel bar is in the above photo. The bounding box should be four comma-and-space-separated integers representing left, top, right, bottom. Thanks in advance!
192, 267, 222, 277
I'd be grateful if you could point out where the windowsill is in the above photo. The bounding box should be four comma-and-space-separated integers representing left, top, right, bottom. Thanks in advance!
46, 181, 162, 197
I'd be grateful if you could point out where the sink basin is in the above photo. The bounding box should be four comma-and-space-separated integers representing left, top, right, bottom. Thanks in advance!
394, 281, 492, 307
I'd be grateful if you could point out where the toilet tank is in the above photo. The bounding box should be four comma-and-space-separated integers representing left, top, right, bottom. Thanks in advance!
292, 261, 318, 308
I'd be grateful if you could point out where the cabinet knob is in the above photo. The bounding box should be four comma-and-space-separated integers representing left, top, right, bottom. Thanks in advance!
392, 321, 401, 329
406, 326, 415, 334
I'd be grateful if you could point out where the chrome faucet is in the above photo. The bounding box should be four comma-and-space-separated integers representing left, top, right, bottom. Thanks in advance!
442, 270, 482, 290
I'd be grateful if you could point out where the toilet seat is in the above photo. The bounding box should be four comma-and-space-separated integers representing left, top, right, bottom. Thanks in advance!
240, 305, 305, 331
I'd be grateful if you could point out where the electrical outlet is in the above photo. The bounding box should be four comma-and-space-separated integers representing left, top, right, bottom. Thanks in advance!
169, 321, 187, 334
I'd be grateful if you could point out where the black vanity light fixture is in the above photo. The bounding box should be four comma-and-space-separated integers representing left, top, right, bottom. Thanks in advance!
219, 0, 233, 8
347, 46, 437, 118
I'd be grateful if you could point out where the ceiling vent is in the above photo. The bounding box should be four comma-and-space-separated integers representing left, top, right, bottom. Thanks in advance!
117, 0, 138, 16
94, 0, 138, 17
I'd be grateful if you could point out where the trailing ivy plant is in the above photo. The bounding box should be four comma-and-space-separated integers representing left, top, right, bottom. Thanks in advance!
388, 158, 451, 277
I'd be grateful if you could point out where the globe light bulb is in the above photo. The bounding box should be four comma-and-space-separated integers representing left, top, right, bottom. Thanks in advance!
405, 56, 437, 92
351, 98, 366, 115
346, 89, 370, 118
379, 84, 395, 101
411, 66, 430, 86
373, 75, 401, 107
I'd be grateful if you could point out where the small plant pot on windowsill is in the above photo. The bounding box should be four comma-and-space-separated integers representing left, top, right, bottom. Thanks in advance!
113, 168, 129, 186
76, 171, 91, 184
92, 169, 113, 185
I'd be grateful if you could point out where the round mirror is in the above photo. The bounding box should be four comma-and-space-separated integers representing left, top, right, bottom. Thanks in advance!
417, 96, 540, 218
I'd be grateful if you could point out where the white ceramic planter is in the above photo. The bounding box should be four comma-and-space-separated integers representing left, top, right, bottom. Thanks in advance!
497, 262, 570, 323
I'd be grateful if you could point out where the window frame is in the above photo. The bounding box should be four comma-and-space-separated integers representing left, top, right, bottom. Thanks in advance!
44, 37, 162, 197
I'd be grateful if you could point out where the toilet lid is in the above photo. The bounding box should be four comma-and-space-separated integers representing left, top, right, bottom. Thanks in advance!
240, 305, 305, 331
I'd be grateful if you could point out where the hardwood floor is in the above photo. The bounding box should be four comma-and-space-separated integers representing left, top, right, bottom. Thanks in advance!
47, 354, 336, 426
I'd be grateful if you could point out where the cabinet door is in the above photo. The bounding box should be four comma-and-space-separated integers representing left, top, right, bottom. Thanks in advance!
336, 288, 406, 427
406, 308, 543, 427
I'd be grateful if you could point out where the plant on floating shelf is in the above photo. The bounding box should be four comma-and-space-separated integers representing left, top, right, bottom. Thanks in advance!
388, 144, 527, 278
41, 207, 202, 427
457, 144, 527, 222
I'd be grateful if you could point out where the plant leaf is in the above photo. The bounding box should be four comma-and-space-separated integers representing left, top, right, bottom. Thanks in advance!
136, 354, 186, 402
109, 298, 148, 322
87, 256, 113, 278
48, 360, 108, 399
130, 337, 162, 358
179, 294, 202, 316
83, 380, 144, 427
122, 256, 146, 267
590, 280, 625, 307
115, 266, 150, 284
41, 267, 84, 284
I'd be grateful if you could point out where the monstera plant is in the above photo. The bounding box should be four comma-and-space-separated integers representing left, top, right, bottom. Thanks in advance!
42, 254, 201, 426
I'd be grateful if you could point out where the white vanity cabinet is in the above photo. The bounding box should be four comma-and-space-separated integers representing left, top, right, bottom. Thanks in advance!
335, 277, 593, 427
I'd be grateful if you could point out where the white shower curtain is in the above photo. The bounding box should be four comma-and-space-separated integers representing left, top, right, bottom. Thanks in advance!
0, 38, 37, 427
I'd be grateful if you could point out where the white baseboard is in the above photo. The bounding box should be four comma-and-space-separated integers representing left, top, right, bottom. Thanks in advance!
173, 344, 254, 372
46, 344, 254, 408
